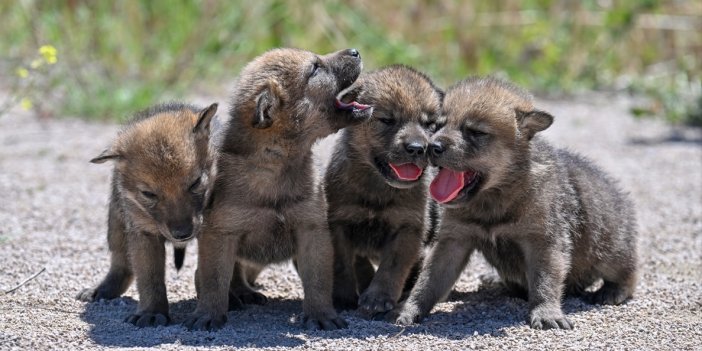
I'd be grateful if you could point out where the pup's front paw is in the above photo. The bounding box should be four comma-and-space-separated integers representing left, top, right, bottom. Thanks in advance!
395, 310, 421, 326
358, 290, 395, 316
529, 306, 573, 330
302, 313, 348, 331
183, 312, 227, 331
124, 312, 170, 328
390, 302, 422, 326
76, 288, 99, 302
76, 287, 117, 302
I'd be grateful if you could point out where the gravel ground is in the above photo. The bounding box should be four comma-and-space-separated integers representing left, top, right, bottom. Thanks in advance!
0, 93, 700, 350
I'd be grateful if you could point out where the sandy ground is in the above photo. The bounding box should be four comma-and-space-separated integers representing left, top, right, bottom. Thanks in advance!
0, 93, 701, 350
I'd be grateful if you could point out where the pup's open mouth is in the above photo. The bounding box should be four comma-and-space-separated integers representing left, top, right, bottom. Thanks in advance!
388, 162, 423, 181
430, 168, 480, 203
335, 98, 372, 113
374, 158, 424, 185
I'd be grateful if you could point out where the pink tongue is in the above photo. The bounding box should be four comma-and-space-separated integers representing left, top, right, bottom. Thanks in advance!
389, 163, 423, 181
335, 98, 371, 111
430, 168, 465, 203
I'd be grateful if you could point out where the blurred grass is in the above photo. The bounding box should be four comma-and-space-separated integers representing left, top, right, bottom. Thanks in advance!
0, 0, 700, 125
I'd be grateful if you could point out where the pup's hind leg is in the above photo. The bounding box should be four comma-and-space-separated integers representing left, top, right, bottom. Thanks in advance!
228, 261, 267, 310
401, 258, 422, 299
76, 201, 133, 302
244, 263, 263, 286
586, 262, 637, 305
478, 273, 529, 300
354, 256, 375, 294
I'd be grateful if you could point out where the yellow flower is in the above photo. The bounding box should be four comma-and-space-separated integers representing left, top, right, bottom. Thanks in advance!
39, 45, 57, 64
16, 67, 29, 78
20, 98, 33, 111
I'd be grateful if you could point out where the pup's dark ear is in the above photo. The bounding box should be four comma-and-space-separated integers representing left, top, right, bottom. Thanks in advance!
252, 83, 281, 129
193, 103, 218, 135
90, 147, 121, 164
436, 89, 445, 103
517, 109, 553, 140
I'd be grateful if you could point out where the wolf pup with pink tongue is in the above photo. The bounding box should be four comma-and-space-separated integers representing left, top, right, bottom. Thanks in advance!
184, 48, 373, 332
323, 65, 443, 316
393, 77, 638, 330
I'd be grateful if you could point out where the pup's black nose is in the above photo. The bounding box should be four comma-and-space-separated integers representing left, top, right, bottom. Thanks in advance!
347, 48, 360, 58
429, 142, 444, 157
170, 222, 193, 241
405, 142, 426, 156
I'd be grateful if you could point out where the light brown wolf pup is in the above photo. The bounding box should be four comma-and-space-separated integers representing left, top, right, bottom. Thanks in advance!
184, 48, 373, 331
324, 65, 443, 316
76, 102, 219, 327
393, 77, 638, 330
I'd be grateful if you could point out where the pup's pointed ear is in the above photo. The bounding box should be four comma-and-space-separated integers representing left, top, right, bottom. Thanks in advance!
90, 147, 121, 164
517, 109, 553, 140
193, 102, 218, 135
252, 83, 281, 129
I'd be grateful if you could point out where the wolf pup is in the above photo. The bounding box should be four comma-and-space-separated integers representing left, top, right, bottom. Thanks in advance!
324, 65, 443, 316
76, 102, 219, 327
184, 48, 373, 331
393, 77, 638, 330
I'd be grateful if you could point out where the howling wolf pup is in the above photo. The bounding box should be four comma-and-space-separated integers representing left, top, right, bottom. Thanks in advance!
185, 48, 373, 331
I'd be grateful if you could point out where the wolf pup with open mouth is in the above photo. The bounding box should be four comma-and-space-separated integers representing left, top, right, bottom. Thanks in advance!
184, 48, 372, 331
324, 65, 443, 317
394, 77, 638, 330
76, 102, 219, 327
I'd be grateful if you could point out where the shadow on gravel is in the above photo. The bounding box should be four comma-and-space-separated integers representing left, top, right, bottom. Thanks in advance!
385, 284, 601, 338
320, 285, 542, 342
80, 297, 307, 348
79, 286, 604, 347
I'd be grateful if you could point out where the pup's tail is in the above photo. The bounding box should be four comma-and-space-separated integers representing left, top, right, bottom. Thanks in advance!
174, 247, 186, 271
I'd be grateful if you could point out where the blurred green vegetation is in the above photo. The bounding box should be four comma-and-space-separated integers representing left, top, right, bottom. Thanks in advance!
0, 0, 700, 125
